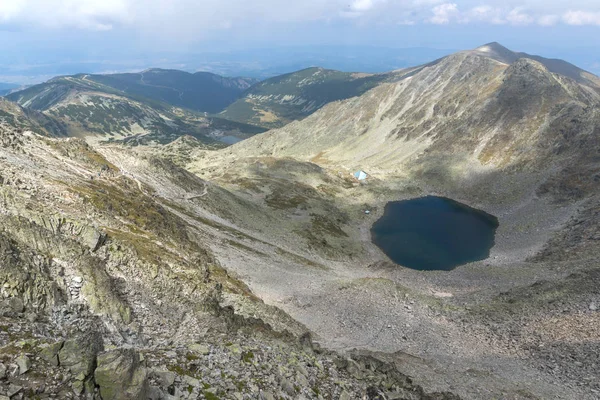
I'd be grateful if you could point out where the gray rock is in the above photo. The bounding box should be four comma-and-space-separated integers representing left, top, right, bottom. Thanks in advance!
81, 227, 107, 252
281, 378, 296, 396
39, 341, 64, 366
0, 363, 6, 379
297, 373, 309, 387
345, 358, 363, 379
590, 302, 598, 311
260, 391, 275, 400
6, 385, 22, 398
187, 343, 210, 355
183, 375, 200, 388
152, 369, 176, 388
59, 332, 103, 378
15, 355, 30, 375
95, 348, 149, 400
296, 364, 308, 377
147, 386, 163, 400
8, 297, 23, 313
339, 391, 352, 400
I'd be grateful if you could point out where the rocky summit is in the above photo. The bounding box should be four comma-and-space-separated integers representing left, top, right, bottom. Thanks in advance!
1, 42, 600, 400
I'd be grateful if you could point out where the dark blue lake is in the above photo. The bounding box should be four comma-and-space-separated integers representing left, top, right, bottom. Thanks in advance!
371, 196, 499, 271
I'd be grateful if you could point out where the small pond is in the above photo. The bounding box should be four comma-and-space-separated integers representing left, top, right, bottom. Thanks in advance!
371, 196, 499, 271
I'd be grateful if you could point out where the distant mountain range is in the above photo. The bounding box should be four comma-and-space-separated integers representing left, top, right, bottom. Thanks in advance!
0, 83, 19, 96
5, 71, 266, 145
0, 45, 456, 84
6, 42, 599, 145
5, 66, 401, 136
8, 69, 256, 113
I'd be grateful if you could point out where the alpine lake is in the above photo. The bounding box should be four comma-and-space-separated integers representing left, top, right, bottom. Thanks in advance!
371, 196, 499, 271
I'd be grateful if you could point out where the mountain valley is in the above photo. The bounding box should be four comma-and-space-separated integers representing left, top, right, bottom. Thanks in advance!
1, 42, 600, 400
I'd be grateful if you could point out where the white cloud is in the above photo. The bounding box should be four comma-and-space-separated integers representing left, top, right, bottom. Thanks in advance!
0, 0, 130, 30
563, 10, 600, 25
350, 0, 375, 12
463, 5, 505, 24
506, 8, 534, 25
1, 0, 600, 36
538, 14, 560, 26
429, 3, 459, 24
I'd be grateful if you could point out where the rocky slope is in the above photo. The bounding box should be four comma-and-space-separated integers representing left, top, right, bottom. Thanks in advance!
207, 44, 600, 175
3, 42, 600, 400
180, 44, 600, 399
0, 112, 458, 399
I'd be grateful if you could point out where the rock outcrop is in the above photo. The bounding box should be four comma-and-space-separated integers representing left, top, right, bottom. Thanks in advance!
95, 349, 149, 400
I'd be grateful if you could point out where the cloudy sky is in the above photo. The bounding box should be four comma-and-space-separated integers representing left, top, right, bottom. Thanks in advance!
1, 0, 600, 82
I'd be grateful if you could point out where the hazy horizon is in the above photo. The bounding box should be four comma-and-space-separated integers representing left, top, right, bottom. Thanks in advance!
1, 0, 600, 83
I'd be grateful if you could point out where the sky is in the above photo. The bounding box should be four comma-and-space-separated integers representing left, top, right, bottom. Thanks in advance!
1, 0, 600, 83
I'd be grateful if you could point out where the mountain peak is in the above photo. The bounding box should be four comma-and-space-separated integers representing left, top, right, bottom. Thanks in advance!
472, 42, 518, 64
476, 42, 511, 52
469, 42, 598, 85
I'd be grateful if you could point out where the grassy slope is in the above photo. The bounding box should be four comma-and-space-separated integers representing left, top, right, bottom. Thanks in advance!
84, 69, 256, 113
220, 67, 391, 129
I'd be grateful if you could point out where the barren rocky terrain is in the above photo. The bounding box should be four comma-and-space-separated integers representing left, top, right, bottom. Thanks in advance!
175, 43, 600, 399
1, 42, 600, 400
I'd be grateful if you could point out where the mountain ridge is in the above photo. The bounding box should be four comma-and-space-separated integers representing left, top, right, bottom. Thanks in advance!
8, 68, 258, 114
181, 43, 600, 399
472, 42, 600, 86
208, 43, 600, 173
219, 66, 395, 128
5, 73, 267, 144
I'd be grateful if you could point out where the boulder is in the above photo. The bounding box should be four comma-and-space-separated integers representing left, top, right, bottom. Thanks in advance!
187, 343, 210, 355
58, 332, 103, 378
8, 297, 24, 313
340, 391, 352, 400
152, 369, 176, 388
95, 349, 149, 400
84, 227, 107, 252
280, 378, 295, 396
39, 341, 64, 366
15, 355, 31, 375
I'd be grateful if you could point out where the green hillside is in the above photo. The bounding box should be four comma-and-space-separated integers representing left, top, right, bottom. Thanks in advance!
84, 69, 257, 113
219, 67, 391, 129
6, 75, 266, 144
